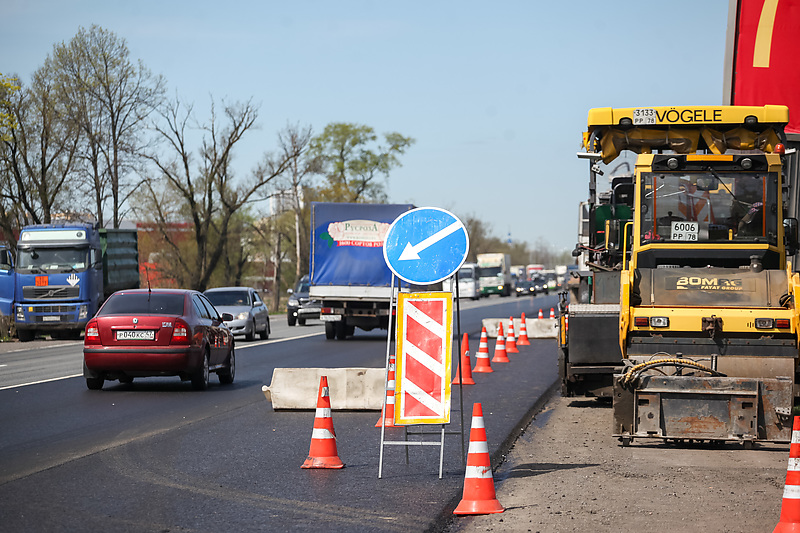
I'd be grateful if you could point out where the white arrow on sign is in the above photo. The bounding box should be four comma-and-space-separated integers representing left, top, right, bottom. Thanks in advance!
398, 220, 462, 261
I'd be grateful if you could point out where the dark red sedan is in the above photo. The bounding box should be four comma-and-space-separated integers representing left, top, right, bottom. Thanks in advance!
83, 289, 235, 391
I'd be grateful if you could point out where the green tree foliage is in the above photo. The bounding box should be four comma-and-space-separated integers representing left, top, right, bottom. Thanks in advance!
0, 74, 20, 141
309, 123, 414, 202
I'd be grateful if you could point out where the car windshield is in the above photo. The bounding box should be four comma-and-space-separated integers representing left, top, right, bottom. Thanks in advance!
17, 246, 88, 273
99, 293, 185, 315
294, 281, 310, 293
640, 171, 775, 244
205, 290, 250, 307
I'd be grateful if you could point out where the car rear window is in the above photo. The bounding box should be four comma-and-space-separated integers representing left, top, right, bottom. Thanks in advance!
99, 293, 185, 315
205, 290, 250, 306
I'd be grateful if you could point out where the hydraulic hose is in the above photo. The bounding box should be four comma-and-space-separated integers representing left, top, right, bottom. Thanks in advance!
620, 358, 726, 387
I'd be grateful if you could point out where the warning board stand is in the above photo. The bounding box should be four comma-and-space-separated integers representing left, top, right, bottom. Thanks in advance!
377, 275, 466, 479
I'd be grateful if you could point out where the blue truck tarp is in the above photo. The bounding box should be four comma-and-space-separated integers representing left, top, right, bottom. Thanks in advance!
309, 202, 414, 288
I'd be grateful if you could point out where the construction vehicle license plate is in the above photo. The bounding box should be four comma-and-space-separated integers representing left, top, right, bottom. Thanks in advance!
671, 221, 698, 241
633, 108, 657, 125
320, 315, 342, 322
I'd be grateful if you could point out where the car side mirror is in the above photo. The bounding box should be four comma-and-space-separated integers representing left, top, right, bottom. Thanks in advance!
287, 288, 293, 295
221, 312, 234, 322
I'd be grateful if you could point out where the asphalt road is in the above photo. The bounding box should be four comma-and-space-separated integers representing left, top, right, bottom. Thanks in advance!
0, 293, 561, 532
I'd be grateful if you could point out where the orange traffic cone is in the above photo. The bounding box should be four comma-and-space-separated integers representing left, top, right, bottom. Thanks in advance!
453, 333, 475, 385
538, 308, 544, 319
472, 327, 493, 373
506, 317, 519, 353
453, 402, 504, 515
550, 307, 555, 319
492, 323, 510, 363
302, 376, 345, 469
774, 416, 800, 532
376, 355, 398, 427
517, 313, 530, 345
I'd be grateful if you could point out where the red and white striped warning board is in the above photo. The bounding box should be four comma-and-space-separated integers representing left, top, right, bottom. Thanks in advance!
394, 292, 453, 425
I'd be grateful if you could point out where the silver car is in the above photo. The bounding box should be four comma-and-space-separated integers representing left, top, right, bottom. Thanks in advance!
204, 287, 270, 341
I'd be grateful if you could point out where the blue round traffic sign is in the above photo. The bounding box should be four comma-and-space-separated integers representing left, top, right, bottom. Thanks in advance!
382, 207, 469, 285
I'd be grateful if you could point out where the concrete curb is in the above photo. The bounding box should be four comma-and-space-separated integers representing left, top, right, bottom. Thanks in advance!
262, 367, 385, 410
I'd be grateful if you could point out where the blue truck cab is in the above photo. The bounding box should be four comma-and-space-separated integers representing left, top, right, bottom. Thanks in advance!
14, 224, 114, 341
0, 243, 14, 336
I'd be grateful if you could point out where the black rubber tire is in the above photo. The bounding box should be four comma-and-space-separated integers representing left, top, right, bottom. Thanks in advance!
218, 347, 235, 385
119, 376, 134, 384
86, 377, 104, 390
245, 320, 255, 341
287, 314, 297, 327
191, 350, 210, 390
335, 321, 347, 340
325, 322, 335, 339
260, 319, 270, 340
17, 329, 35, 342
298, 318, 306, 326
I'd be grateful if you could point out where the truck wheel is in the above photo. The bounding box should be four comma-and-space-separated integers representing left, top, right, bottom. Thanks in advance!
335, 321, 347, 340
325, 322, 336, 339
17, 329, 34, 342
86, 377, 104, 390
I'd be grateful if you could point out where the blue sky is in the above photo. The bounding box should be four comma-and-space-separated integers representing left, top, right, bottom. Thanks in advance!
2, 1, 730, 254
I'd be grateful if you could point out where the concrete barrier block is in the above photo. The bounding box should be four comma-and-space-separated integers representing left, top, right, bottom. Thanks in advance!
481, 318, 557, 339
262, 367, 385, 410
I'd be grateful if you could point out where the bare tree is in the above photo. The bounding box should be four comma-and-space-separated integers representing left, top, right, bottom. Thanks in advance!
276, 123, 319, 279
136, 96, 299, 291
0, 68, 80, 245
48, 25, 165, 228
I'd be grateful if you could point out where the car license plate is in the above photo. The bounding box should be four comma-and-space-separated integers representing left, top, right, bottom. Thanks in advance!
116, 329, 155, 341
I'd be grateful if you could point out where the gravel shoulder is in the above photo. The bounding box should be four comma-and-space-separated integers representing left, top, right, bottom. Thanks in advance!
445, 395, 789, 533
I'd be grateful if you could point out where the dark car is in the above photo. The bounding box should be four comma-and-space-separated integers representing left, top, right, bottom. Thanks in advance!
287, 275, 321, 326
532, 276, 548, 294
83, 289, 235, 391
204, 287, 270, 341
515, 279, 536, 297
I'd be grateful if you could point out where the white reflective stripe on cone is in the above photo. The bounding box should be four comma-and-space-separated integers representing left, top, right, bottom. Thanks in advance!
789, 457, 800, 471
792, 430, 800, 444
321, 386, 329, 397
471, 417, 485, 429
467, 440, 489, 454
784, 484, 800, 499
387, 395, 395, 405
312, 428, 336, 440
464, 465, 493, 479
315, 407, 332, 418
